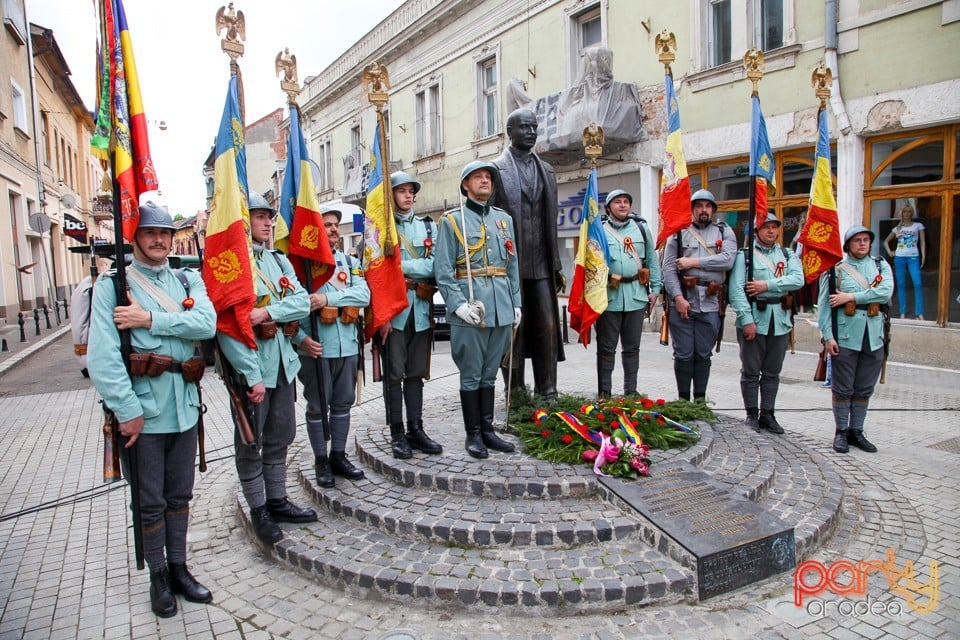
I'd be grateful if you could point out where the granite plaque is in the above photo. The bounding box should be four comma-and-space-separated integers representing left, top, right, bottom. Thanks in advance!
601, 463, 795, 599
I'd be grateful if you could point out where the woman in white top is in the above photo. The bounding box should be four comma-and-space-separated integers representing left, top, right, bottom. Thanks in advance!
883, 203, 926, 320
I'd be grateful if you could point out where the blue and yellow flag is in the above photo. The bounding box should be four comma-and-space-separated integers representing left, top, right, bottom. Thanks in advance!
277, 105, 335, 290
568, 168, 609, 346
749, 94, 777, 230
202, 76, 256, 349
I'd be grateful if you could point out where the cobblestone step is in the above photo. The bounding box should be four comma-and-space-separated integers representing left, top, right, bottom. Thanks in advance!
237, 478, 695, 612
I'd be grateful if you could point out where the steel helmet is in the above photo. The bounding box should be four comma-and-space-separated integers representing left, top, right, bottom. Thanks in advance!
390, 171, 421, 195
759, 212, 782, 227
843, 225, 875, 251
320, 205, 342, 223
137, 202, 176, 230
690, 189, 717, 208
604, 189, 633, 209
247, 191, 275, 218
459, 160, 498, 196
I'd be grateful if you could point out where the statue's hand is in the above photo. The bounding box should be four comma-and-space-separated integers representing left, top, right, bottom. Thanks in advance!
555, 270, 567, 294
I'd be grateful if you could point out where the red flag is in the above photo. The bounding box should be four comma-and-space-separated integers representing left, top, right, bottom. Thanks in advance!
202, 76, 257, 349
749, 95, 776, 230
657, 71, 691, 247
361, 116, 408, 339
798, 106, 842, 283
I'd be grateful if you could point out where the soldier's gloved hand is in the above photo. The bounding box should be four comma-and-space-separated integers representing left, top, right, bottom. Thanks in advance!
513, 307, 523, 328
455, 302, 483, 326
555, 269, 567, 294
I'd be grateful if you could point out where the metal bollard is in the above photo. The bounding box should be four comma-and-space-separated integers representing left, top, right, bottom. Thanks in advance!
1, 338, 8, 352
18, 312, 26, 342
33, 308, 41, 336
63, 298, 70, 320
562, 304, 569, 344
43, 304, 51, 329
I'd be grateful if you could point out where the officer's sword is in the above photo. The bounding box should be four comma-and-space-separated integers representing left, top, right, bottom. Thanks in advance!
458, 193, 484, 327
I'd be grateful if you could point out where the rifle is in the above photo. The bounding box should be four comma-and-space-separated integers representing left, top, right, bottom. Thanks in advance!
303, 260, 330, 442
356, 313, 366, 405
879, 305, 891, 384
197, 388, 208, 472
715, 280, 728, 353
374, 330, 391, 425
216, 343, 257, 447
659, 296, 670, 346
101, 404, 122, 482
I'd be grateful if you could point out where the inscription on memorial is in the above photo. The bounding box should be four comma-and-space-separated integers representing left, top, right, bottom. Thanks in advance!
601, 463, 796, 599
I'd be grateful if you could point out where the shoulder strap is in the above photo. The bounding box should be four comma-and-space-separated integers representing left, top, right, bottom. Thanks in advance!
173, 269, 190, 297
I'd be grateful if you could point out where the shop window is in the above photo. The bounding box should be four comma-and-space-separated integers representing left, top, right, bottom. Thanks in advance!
949, 194, 960, 324
869, 135, 944, 187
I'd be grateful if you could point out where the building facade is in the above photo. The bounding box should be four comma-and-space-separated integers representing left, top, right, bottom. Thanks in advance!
290, 0, 958, 325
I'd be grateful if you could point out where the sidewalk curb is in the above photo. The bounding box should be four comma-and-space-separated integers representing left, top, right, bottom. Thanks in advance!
0, 325, 71, 378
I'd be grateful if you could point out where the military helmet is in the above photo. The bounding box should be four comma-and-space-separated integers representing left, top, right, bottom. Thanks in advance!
759, 212, 782, 227
604, 189, 633, 209
459, 160, 499, 196
137, 202, 176, 230
843, 225, 875, 251
690, 188, 717, 208
320, 205, 342, 223
247, 191, 275, 218
390, 171, 421, 195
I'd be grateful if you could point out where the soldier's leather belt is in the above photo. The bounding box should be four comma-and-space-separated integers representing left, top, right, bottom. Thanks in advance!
128, 353, 205, 383
254, 319, 300, 339
74, 344, 88, 356
455, 267, 507, 279
845, 302, 888, 317
319, 306, 359, 324
405, 278, 438, 301
752, 295, 792, 311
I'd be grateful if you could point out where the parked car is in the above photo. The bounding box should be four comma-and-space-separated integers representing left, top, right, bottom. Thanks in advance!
432, 289, 449, 340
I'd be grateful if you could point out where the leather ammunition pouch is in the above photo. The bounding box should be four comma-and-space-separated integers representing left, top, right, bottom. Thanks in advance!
608, 273, 623, 288
407, 279, 437, 301
339, 306, 360, 324
844, 301, 857, 316
254, 320, 278, 339
74, 344, 88, 356
780, 293, 794, 310
320, 306, 339, 324
867, 302, 880, 317
682, 275, 698, 289
845, 302, 884, 317
637, 268, 651, 286
129, 353, 205, 383
754, 299, 769, 312
281, 320, 300, 337
705, 281, 723, 297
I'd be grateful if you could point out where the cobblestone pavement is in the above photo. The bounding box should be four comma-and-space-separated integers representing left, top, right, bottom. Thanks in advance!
0, 328, 957, 639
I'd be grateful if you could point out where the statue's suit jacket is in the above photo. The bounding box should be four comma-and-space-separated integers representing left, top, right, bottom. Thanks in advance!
491, 146, 565, 362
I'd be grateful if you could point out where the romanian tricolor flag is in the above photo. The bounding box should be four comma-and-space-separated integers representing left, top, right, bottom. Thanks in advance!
568, 168, 610, 346
91, 0, 158, 241
202, 76, 256, 350
749, 94, 776, 230
361, 117, 407, 339
657, 70, 691, 248
276, 105, 335, 290
797, 106, 842, 283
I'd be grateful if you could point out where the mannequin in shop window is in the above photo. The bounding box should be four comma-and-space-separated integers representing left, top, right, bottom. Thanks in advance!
882, 202, 926, 320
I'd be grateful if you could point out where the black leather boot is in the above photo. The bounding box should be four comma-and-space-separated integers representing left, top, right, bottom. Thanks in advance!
407, 420, 442, 454
250, 505, 283, 544
833, 429, 849, 453
149, 568, 177, 617
267, 497, 318, 523
461, 389, 488, 459
745, 407, 760, 430
330, 451, 365, 480
314, 455, 334, 488
758, 410, 785, 434
168, 563, 213, 604
389, 422, 413, 459
479, 386, 515, 453
848, 430, 878, 453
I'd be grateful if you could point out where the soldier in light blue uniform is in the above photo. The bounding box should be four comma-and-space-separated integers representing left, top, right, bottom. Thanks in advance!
376, 172, 443, 459
435, 161, 522, 459
218, 192, 316, 546
819, 226, 893, 454
88, 203, 216, 617
729, 213, 803, 434
597, 189, 662, 397
297, 206, 371, 486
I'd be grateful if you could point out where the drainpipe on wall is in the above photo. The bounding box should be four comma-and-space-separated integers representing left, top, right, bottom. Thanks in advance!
825, 0, 852, 135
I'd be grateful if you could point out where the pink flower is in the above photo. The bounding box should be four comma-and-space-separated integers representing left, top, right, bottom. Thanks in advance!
582, 449, 599, 462
562, 434, 573, 444
594, 436, 621, 476
631, 458, 650, 475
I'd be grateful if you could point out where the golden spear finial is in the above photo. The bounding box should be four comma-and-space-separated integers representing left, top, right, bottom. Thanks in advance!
362, 61, 391, 112
811, 61, 833, 109
743, 48, 765, 96
582, 123, 604, 168
276, 48, 300, 105
655, 29, 677, 73
216, 3, 245, 62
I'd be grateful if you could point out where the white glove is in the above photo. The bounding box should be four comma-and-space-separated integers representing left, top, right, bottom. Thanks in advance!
455, 302, 484, 326
513, 307, 523, 328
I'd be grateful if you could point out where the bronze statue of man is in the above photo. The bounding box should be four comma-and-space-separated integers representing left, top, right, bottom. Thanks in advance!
491, 108, 565, 400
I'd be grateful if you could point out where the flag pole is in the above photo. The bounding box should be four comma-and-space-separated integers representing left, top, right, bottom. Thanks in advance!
743, 48, 766, 292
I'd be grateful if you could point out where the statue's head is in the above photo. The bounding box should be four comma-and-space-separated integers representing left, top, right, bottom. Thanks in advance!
505, 108, 538, 152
